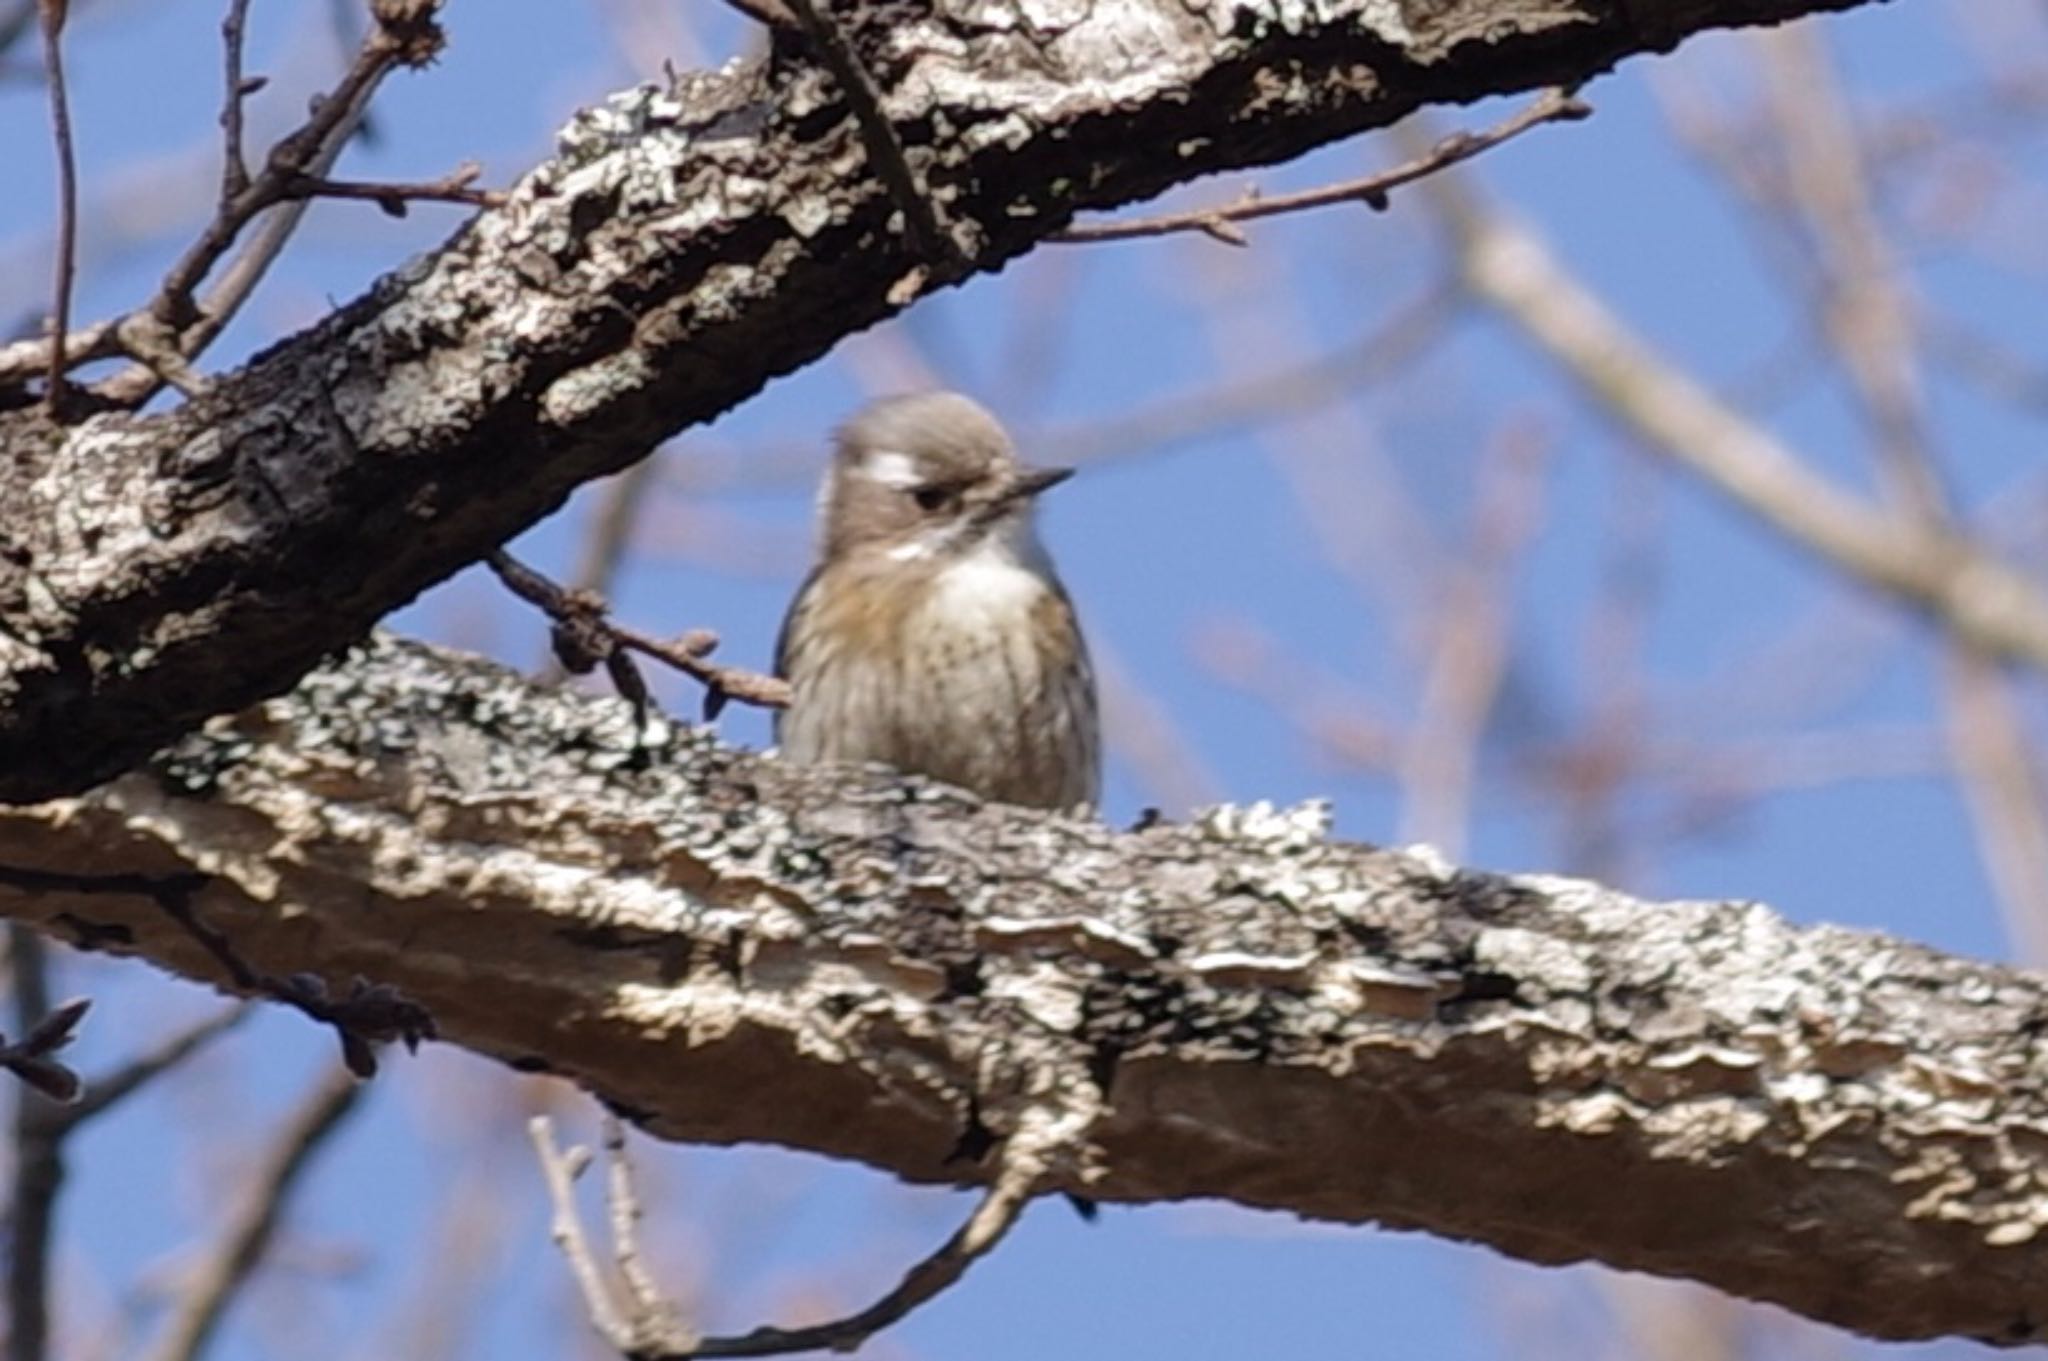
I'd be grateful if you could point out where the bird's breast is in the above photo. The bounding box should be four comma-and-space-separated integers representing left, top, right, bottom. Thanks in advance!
777, 542, 1096, 808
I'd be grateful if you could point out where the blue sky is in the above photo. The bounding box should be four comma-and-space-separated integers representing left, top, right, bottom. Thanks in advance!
4, 0, 2042, 1357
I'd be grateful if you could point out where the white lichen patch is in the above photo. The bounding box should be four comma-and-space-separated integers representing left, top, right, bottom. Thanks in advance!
1472, 925, 1593, 997
1186, 949, 1317, 987
1547, 1091, 1636, 1136
1319, 960, 1443, 1020
540, 351, 654, 427
1639, 1098, 1770, 1160
1187, 0, 1411, 40
1197, 798, 1332, 849
963, 111, 1037, 152
986, 960, 1086, 1032
976, 914, 1156, 968
555, 83, 695, 165
783, 193, 835, 238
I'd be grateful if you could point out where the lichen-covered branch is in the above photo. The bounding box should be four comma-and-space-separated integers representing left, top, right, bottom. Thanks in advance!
0, 0, 1879, 802
0, 635, 2042, 1346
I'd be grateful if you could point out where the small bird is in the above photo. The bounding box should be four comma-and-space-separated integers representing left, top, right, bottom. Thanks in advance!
775, 392, 1099, 810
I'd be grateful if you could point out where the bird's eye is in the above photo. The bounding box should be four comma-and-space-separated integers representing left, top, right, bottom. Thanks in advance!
912, 485, 951, 512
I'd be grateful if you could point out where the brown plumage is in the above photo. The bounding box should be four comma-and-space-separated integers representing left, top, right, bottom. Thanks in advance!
775, 393, 1099, 810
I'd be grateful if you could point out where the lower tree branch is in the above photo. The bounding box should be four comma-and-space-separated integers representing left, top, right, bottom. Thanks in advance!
0, 636, 2041, 1345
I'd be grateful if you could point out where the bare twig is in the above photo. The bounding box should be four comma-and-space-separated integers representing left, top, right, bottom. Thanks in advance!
152, 18, 418, 331
601, 1118, 693, 1349
1051, 282, 1458, 466
487, 550, 791, 720
783, 0, 961, 268
4, 927, 63, 1361
3, 955, 238, 1361
707, 0, 799, 30
0, 863, 432, 1078
0, 996, 87, 1104
276, 161, 506, 216
143, 1064, 365, 1361
64, 1004, 248, 1126
540, 459, 662, 684
0, 3, 444, 402
532, 1109, 1052, 1359
220, 0, 257, 202
529, 1115, 695, 1356
1054, 87, 1591, 246
37, 0, 76, 417
147, 875, 431, 1077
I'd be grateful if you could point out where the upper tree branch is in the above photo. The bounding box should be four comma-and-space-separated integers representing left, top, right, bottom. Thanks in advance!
0, 0, 1876, 802
0, 635, 2043, 1347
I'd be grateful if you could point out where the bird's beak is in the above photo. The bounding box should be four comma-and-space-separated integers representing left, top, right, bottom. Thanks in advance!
1005, 465, 1075, 502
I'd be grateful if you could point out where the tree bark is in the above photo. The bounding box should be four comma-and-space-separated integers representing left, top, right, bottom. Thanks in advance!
0, 0, 1879, 802
0, 635, 2042, 1346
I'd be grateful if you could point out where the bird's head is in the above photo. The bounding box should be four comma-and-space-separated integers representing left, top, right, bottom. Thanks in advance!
817, 392, 1072, 566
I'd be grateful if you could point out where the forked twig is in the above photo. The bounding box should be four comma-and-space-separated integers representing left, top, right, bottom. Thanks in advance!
487, 549, 790, 722
531, 1109, 1054, 1359
0, 0, 447, 402
530, 1115, 697, 1356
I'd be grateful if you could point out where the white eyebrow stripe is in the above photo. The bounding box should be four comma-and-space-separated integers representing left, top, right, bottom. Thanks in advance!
862, 450, 923, 488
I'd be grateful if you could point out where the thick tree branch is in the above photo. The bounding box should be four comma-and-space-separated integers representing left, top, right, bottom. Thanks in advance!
0, 0, 1878, 802
0, 635, 2041, 1346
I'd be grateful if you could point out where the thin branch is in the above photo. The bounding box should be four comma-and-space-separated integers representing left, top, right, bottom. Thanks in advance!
783, 0, 961, 268
1755, 26, 2048, 962
1398, 420, 1550, 857
0, 863, 433, 1078
36, 0, 76, 418
1424, 170, 2048, 676
0, 3, 442, 401
707, 0, 799, 30
151, 20, 411, 331
146, 873, 431, 1077
64, 1004, 249, 1126
532, 1109, 1049, 1360
529, 1116, 691, 1356
600, 1117, 686, 1341
1054, 87, 1591, 245
220, 0, 257, 202
687, 1146, 1040, 1358
4, 927, 63, 1361
487, 550, 791, 720
275, 161, 506, 216
142, 1064, 365, 1361
1050, 282, 1458, 466
540, 457, 662, 684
